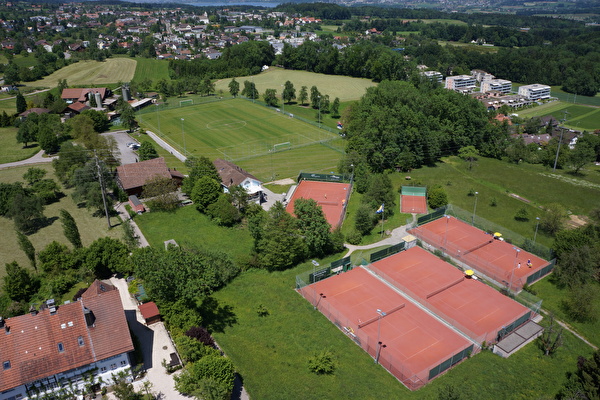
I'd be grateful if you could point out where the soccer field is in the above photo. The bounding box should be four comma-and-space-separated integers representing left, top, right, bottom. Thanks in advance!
138, 98, 340, 162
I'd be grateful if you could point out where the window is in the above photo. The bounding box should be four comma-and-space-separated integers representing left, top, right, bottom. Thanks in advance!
2, 360, 10, 370
120, 360, 127, 366
77, 336, 84, 347
57, 342, 64, 353
110, 363, 117, 370
100, 366, 107, 372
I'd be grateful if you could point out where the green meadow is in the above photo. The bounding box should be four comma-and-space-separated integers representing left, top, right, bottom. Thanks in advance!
517, 101, 600, 131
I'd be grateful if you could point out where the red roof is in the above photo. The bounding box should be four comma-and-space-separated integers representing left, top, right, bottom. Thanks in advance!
138, 302, 160, 320
0, 280, 133, 392
116, 157, 184, 191
61, 88, 108, 102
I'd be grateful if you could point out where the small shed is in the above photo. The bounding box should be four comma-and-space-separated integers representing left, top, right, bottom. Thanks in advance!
128, 195, 145, 214
138, 302, 161, 325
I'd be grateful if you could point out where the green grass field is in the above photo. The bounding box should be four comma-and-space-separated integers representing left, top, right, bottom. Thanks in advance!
24, 58, 137, 89
0, 127, 40, 164
138, 98, 341, 170
132, 57, 170, 82
0, 164, 122, 277
516, 101, 600, 131
214, 67, 377, 102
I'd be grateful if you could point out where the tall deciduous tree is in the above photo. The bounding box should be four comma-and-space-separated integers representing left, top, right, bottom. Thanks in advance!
282, 80, 296, 104
8, 192, 44, 234
458, 145, 479, 170
263, 88, 278, 107
539, 203, 567, 235
16, 121, 37, 148
15, 230, 37, 271
16, 92, 27, 114
23, 167, 46, 185
3, 261, 39, 302
191, 176, 222, 213
298, 86, 308, 106
59, 209, 82, 248
331, 97, 340, 117
310, 86, 321, 109
568, 140, 596, 174
294, 198, 332, 258
363, 173, 396, 218
138, 141, 159, 161
228, 78, 239, 97
182, 156, 221, 195
120, 103, 137, 132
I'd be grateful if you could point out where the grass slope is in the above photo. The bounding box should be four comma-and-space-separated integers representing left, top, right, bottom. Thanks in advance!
0, 127, 40, 164
138, 98, 340, 168
0, 164, 122, 277
132, 57, 170, 82
213, 67, 377, 102
24, 58, 136, 89
517, 101, 600, 131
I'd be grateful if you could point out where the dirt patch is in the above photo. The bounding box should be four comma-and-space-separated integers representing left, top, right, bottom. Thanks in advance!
509, 193, 531, 203
565, 214, 588, 229
267, 178, 295, 185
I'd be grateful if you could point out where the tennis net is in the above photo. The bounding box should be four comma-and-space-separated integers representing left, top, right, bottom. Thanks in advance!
426, 276, 465, 299
358, 303, 406, 329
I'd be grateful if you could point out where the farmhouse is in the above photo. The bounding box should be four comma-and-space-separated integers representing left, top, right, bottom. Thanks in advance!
61, 87, 111, 106
213, 158, 264, 202
116, 157, 184, 196
0, 281, 134, 400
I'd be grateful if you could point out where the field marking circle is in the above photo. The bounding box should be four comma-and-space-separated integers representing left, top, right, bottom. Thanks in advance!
206, 119, 247, 130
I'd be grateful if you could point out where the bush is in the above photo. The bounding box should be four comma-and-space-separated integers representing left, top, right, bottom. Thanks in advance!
514, 207, 529, 221
308, 349, 336, 375
256, 304, 270, 317
185, 326, 215, 348
346, 229, 362, 245
490, 197, 498, 207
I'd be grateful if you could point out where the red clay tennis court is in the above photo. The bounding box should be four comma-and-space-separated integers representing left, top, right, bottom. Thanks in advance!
368, 247, 532, 344
401, 195, 428, 214
285, 180, 351, 229
300, 267, 474, 390
409, 216, 550, 292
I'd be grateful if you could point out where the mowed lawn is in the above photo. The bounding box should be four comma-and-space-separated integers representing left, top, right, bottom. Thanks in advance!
0, 164, 122, 277
517, 101, 600, 131
132, 57, 170, 82
138, 98, 339, 162
0, 127, 40, 164
214, 67, 377, 102
24, 58, 136, 89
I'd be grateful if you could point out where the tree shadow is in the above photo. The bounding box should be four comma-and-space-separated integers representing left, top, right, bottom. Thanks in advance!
198, 296, 237, 334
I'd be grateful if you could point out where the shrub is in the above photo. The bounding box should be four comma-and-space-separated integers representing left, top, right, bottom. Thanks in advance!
256, 304, 270, 317
514, 207, 529, 221
308, 349, 336, 375
185, 326, 215, 348
490, 197, 498, 207
346, 229, 362, 245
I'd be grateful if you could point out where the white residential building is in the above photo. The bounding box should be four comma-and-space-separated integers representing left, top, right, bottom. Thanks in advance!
518, 84, 551, 101
421, 71, 443, 84
481, 79, 512, 94
445, 75, 476, 93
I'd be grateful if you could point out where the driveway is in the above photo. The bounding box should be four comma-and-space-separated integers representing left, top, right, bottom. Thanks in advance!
0, 150, 56, 170
102, 130, 140, 165
109, 277, 187, 400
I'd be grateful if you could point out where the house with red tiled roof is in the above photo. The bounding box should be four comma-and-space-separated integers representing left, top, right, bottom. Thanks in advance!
0, 280, 134, 400
116, 157, 184, 196
213, 158, 263, 202
61, 87, 110, 105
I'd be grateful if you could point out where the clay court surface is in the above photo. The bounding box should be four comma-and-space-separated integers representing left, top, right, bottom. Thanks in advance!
409, 216, 549, 291
401, 195, 428, 214
369, 247, 531, 343
303, 267, 473, 388
286, 180, 350, 229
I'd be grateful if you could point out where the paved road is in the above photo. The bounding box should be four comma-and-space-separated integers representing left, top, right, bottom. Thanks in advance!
0, 150, 57, 170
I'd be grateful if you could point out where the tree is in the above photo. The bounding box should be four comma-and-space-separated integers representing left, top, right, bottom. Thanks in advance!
142, 176, 179, 211
228, 184, 248, 212
138, 141, 159, 161
207, 194, 241, 226
111, 371, 142, 400
537, 314, 563, 356
80, 109, 109, 133
38, 241, 75, 274
3, 261, 39, 302
4, 62, 20, 85
307, 349, 336, 375
331, 97, 340, 117
191, 176, 222, 213
514, 207, 529, 221
310, 86, 321, 109
16, 121, 37, 148
15, 230, 37, 271
539, 203, 567, 235
120, 103, 137, 132
8, 192, 44, 234
199, 78, 215, 96
298, 85, 308, 106
59, 209, 82, 248
568, 140, 596, 174
37, 124, 60, 154
282, 80, 296, 104
241, 80, 258, 99
182, 156, 221, 195
564, 283, 599, 323
16, 92, 27, 114
174, 355, 235, 398
256, 202, 307, 271
294, 198, 332, 258
186, 325, 216, 347
436, 384, 464, 400
458, 145, 479, 170
263, 88, 279, 107
355, 204, 375, 236
228, 78, 239, 97
84, 237, 132, 279
363, 173, 395, 218
23, 167, 46, 185
428, 185, 448, 209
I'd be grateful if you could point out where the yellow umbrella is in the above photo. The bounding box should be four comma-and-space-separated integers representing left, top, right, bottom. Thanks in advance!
465, 270, 474, 276
493, 232, 502, 238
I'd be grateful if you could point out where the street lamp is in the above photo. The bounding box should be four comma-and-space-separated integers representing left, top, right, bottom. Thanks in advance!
509, 247, 521, 293
318, 95, 321, 128
315, 293, 326, 310
375, 308, 386, 364
350, 163, 354, 184
281, 84, 285, 115
311, 260, 319, 283
444, 215, 450, 254
180, 118, 186, 155
533, 217, 540, 244
472, 191, 479, 225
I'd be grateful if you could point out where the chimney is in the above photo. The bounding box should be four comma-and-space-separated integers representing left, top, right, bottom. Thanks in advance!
0, 316, 4, 328
29, 305, 38, 316
84, 307, 96, 327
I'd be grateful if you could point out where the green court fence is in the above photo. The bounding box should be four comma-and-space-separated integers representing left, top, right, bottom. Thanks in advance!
402, 186, 427, 196
515, 290, 543, 315
526, 258, 556, 285
297, 172, 351, 183
370, 242, 406, 263
428, 345, 474, 381
497, 312, 532, 341
416, 207, 447, 226
331, 256, 352, 272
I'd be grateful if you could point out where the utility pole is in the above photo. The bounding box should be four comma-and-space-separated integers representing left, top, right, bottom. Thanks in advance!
94, 150, 111, 229
553, 110, 568, 172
